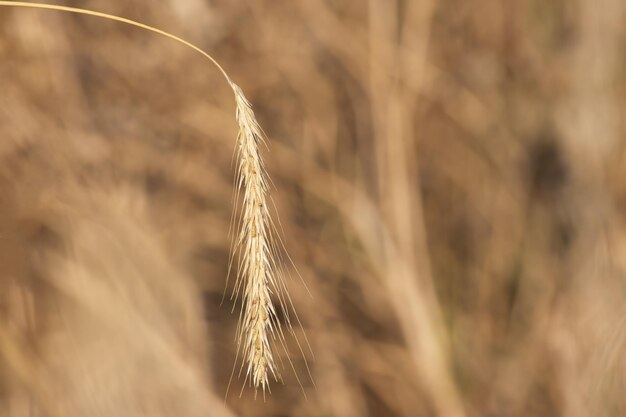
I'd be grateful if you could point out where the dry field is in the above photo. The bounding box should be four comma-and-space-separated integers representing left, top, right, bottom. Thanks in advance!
0, 1, 625, 416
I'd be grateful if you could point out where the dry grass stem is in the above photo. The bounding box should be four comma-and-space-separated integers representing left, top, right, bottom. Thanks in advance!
0, 0, 298, 395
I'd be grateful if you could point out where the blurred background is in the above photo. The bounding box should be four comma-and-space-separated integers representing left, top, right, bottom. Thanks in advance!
0, 0, 625, 416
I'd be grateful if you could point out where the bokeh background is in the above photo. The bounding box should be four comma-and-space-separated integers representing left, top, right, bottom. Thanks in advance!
1, 1, 626, 416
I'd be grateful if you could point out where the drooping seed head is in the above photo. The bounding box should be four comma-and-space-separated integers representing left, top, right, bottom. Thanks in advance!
230, 82, 281, 393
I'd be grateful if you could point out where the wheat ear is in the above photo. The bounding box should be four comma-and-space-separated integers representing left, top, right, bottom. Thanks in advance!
230, 83, 281, 393
0, 1, 289, 393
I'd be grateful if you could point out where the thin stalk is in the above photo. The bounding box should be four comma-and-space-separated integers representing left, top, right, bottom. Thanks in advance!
0, 0, 294, 395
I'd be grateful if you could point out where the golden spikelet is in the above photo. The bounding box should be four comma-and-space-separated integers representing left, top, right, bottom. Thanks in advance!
0, 1, 303, 395
229, 83, 281, 393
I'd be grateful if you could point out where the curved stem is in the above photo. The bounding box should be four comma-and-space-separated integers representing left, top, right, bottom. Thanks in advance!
0, 1, 233, 85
